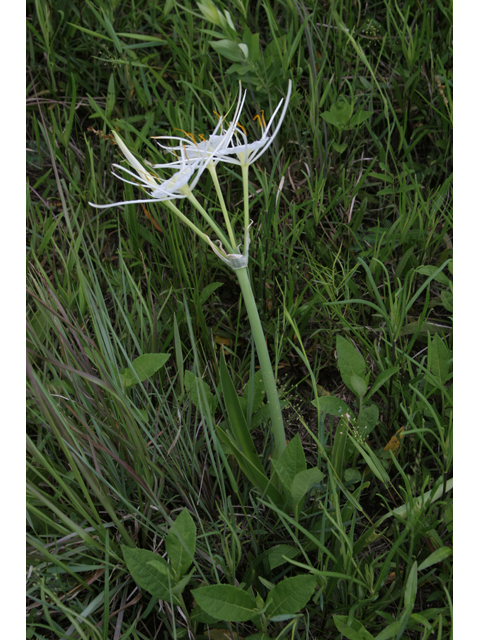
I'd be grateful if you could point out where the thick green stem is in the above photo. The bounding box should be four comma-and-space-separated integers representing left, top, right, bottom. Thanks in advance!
235, 266, 286, 459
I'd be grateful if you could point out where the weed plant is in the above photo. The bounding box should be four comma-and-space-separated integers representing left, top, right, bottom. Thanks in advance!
27, 1, 452, 638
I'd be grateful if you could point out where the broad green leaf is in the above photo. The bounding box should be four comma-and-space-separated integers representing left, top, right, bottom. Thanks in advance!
428, 334, 451, 385
350, 373, 367, 398
332, 141, 348, 154
349, 110, 374, 127
191, 585, 258, 622
120, 353, 170, 389
336, 335, 366, 395
190, 604, 220, 624
358, 404, 379, 439
268, 545, 300, 570
344, 468, 362, 484
312, 395, 351, 418
265, 574, 316, 619
333, 615, 375, 640
418, 546, 452, 571
210, 39, 245, 62
272, 434, 306, 494
321, 98, 352, 130
184, 370, 217, 414
165, 508, 196, 579
290, 468, 324, 505
199, 281, 223, 305
416, 265, 451, 287
122, 546, 176, 602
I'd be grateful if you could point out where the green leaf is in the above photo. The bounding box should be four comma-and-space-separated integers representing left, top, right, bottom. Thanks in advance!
106, 72, 115, 118
333, 615, 375, 640
350, 373, 367, 398
210, 39, 246, 62
418, 546, 452, 571
336, 335, 367, 396
441, 290, 453, 312
268, 545, 300, 570
184, 370, 217, 414
272, 434, 306, 494
428, 333, 451, 385
331, 415, 349, 481
238, 369, 265, 419
404, 561, 418, 610
416, 265, 451, 287
120, 353, 170, 389
165, 509, 196, 579
219, 354, 264, 475
312, 395, 351, 418
358, 404, 379, 439
265, 574, 316, 619
332, 141, 348, 154
348, 437, 390, 484
349, 110, 374, 127
215, 424, 283, 504
365, 367, 398, 401
375, 478, 453, 528
122, 546, 176, 602
199, 281, 223, 305
344, 468, 362, 484
321, 97, 352, 130
190, 604, 220, 624
191, 585, 258, 622
290, 468, 324, 505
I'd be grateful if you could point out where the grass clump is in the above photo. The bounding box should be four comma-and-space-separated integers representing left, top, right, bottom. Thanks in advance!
27, 0, 452, 638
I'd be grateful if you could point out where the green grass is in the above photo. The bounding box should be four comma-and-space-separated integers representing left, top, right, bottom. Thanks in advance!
27, 0, 452, 638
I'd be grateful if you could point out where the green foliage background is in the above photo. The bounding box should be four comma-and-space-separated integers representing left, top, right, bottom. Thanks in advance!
27, 1, 452, 638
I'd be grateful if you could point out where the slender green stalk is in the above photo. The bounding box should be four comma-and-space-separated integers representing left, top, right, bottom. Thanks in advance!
241, 164, 249, 244
185, 190, 234, 252
208, 164, 238, 249
234, 266, 286, 459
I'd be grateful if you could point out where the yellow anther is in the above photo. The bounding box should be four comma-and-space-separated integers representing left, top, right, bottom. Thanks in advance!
236, 123, 247, 135
213, 111, 222, 120
253, 113, 263, 129
174, 128, 198, 145
198, 133, 206, 141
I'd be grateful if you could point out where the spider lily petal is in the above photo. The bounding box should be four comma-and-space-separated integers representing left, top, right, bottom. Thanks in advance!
157, 80, 292, 170
89, 132, 206, 209
218, 79, 293, 167
153, 87, 248, 168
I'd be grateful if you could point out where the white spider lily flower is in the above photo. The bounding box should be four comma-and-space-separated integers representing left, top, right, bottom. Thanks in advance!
152, 86, 247, 169
89, 131, 206, 209
221, 79, 292, 167
155, 80, 292, 170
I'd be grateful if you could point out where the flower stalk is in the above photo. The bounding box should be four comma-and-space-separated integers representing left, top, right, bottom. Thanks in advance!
234, 266, 286, 459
